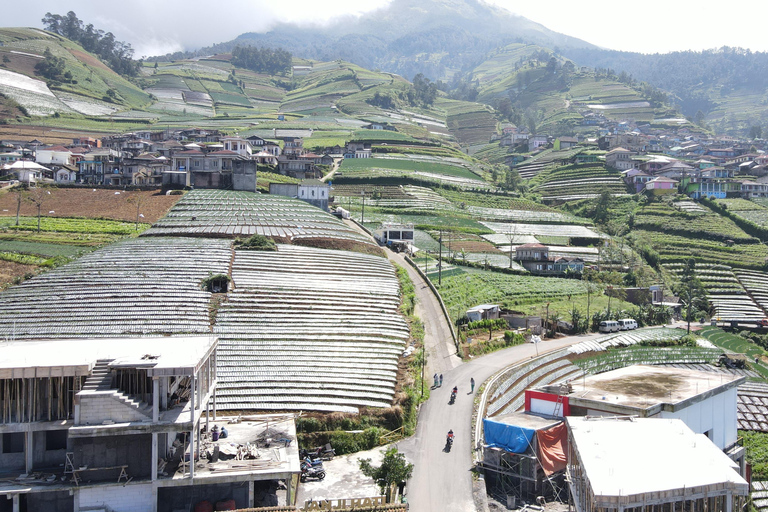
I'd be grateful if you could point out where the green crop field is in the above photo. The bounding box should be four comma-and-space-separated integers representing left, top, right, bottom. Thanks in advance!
338, 156, 482, 181
0, 217, 147, 235
0, 240, 91, 257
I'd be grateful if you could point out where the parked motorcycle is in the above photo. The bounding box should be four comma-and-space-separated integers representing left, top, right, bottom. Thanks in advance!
300, 465, 326, 482
301, 457, 324, 470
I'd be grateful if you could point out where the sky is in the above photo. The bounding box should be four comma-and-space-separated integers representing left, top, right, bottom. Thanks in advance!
5, 1, 768, 58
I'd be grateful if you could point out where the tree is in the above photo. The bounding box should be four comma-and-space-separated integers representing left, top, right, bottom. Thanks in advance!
359, 446, 414, 502
673, 258, 708, 334
126, 193, 146, 231
26, 185, 52, 233
750, 125, 763, 140
593, 188, 612, 225
11, 184, 27, 226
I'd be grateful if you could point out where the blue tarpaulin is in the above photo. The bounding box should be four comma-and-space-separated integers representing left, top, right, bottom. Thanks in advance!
484, 418, 535, 454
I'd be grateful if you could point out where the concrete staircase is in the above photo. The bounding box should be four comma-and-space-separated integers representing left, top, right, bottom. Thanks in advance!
82, 359, 115, 391
80, 360, 152, 419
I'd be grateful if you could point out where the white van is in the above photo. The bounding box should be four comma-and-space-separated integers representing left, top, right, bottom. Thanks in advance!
618, 318, 638, 331
599, 320, 620, 333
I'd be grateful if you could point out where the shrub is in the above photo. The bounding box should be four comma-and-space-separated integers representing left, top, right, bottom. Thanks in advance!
235, 234, 277, 251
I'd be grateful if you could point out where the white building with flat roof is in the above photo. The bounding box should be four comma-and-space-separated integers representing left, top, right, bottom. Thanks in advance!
528, 364, 743, 452
566, 417, 748, 512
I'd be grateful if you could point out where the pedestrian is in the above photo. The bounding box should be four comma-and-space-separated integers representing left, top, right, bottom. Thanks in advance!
439, 374, 443, 387
470, 377, 475, 393
433, 373, 438, 387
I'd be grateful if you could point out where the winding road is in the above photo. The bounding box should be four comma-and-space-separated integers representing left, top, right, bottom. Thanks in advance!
342, 219, 604, 510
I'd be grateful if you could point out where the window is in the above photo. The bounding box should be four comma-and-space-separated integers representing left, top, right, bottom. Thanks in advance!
2, 432, 23, 453
45, 430, 67, 451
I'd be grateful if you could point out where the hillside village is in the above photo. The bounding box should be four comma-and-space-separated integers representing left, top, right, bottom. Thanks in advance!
2, 9, 768, 512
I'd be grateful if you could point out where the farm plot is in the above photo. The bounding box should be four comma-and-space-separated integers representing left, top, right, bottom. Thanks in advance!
568, 327, 711, 355
467, 206, 587, 224
530, 163, 627, 200
632, 231, 768, 270
480, 221, 604, 240
571, 345, 723, 375
214, 244, 408, 413
143, 189, 372, 245
436, 269, 589, 312
718, 198, 768, 227
633, 202, 755, 243
735, 270, 768, 315
0, 237, 231, 339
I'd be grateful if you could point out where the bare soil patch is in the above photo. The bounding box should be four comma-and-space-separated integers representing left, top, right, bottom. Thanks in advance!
0, 188, 181, 224
68, 48, 112, 73
0, 259, 38, 290
450, 240, 499, 253
0, 125, 108, 145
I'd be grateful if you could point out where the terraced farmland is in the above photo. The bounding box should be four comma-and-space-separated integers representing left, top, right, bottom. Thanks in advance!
568, 327, 713, 355
336, 155, 490, 189
144, 189, 372, 245
719, 198, 768, 227
480, 221, 603, 241
530, 163, 627, 201
214, 244, 408, 412
0, 237, 231, 339
735, 270, 768, 316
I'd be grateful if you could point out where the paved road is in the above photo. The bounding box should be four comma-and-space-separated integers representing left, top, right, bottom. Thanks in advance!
397, 333, 604, 512
343, 219, 460, 376
386, 250, 461, 375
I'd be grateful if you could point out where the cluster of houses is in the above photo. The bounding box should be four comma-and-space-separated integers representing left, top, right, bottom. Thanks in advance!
0, 128, 385, 193
502, 116, 768, 200
0, 129, 342, 191
611, 147, 768, 199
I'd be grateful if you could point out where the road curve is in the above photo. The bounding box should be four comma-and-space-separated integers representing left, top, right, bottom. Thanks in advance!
397, 335, 590, 512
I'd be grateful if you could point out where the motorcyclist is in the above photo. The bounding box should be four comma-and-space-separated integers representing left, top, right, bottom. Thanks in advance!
447, 429, 455, 442
452, 386, 458, 395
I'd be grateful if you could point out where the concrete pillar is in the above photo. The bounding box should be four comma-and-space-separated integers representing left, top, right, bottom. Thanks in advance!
726, 492, 732, 512
248, 481, 254, 507
151, 485, 158, 512
151, 432, 158, 481
25, 430, 33, 473
153, 377, 159, 423
190, 373, 195, 480
213, 389, 217, 421
12, 494, 19, 512
160, 377, 168, 411
285, 476, 295, 506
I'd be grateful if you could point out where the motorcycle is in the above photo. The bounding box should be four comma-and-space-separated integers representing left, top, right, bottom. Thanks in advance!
301, 443, 336, 461
301, 457, 324, 470
445, 432, 454, 452
449, 389, 456, 405
300, 465, 326, 482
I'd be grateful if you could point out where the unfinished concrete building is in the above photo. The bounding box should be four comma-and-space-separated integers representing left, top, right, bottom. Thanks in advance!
481, 412, 567, 503
526, 365, 746, 471
566, 416, 749, 512
0, 336, 300, 512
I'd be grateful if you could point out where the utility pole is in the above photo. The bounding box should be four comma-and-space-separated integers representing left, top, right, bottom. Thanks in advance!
438, 230, 443, 286
360, 190, 365, 224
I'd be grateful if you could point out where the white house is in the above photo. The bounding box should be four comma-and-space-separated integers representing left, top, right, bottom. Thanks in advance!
36, 145, 73, 166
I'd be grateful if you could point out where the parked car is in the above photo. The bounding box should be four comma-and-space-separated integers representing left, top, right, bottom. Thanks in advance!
599, 320, 620, 333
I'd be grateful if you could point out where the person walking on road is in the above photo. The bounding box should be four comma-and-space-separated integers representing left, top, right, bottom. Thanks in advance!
433, 373, 438, 388
439, 374, 443, 387
470, 377, 475, 394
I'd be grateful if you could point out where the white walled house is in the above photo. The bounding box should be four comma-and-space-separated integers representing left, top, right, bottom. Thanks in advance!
36, 145, 73, 166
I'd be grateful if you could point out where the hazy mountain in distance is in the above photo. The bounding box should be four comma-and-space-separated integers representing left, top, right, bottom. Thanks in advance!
158, 0, 596, 81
